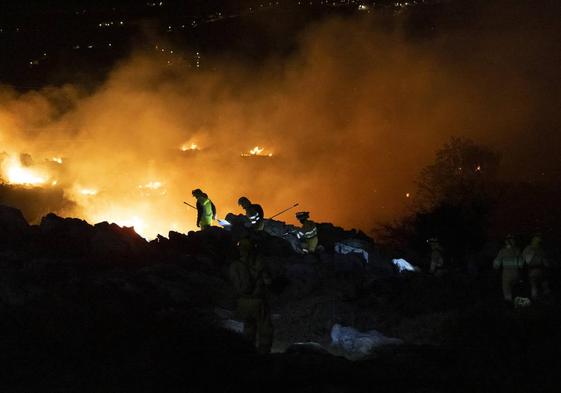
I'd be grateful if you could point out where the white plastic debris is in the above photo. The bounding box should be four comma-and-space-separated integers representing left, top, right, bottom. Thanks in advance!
392, 258, 416, 273
330, 324, 402, 359
222, 319, 244, 333
514, 297, 532, 309
215, 307, 244, 333
334, 242, 369, 263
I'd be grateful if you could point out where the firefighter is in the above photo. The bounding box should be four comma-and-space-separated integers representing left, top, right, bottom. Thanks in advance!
192, 189, 216, 229
493, 234, 524, 303
428, 238, 445, 276
295, 211, 319, 253
229, 237, 273, 353
238, 196, 265, 231
522, 234, 551, 300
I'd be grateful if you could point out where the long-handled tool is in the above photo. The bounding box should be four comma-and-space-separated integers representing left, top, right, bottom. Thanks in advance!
269, 203, 299, 220
183, 201, 197, 210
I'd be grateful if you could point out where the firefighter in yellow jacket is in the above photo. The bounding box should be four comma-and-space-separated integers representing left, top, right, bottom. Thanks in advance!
295, 211, 319, 253
493, 235, 524, 302
229, 237, 273, 353
192, 189, 216, 229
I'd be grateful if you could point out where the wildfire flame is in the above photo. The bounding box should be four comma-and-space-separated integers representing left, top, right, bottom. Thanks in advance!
2, 155, 47, 186
139, 181, 163, 190
241, 146, 273, 157
250, 146, 264, 155
79, 188, 99, 196
180, 143, 199, 151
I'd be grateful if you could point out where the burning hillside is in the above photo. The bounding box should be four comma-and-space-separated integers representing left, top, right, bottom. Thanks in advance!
1, 1, 560, 239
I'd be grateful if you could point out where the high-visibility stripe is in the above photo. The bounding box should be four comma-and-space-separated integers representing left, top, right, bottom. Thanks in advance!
304, 228, 317, 237
297, 227, 317, 239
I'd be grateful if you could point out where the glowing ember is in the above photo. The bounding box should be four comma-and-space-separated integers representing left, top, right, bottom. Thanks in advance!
2, 156, 47, 185
50, 157, 63, 164
181, 143, 199, 151
405, 192, 411, 198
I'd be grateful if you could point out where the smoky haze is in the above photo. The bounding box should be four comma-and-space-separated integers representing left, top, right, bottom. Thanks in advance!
0, 1, 559, 238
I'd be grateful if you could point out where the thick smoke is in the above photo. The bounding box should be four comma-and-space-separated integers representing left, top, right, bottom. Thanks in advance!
1, 1, 559, 238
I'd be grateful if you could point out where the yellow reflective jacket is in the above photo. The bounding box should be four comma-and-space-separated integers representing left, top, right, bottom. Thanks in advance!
197, 196, 214, 227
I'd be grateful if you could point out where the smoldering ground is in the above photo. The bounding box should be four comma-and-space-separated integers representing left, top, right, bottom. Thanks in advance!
0, 0, 559, 238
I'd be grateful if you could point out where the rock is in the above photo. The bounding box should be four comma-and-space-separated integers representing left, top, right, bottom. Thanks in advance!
285, 342, 331, 355
91, 221, 148, 259
332, 252, 366, 273
0, 205, 30, 247
286, 262, 320, 297
39, 213, 94, 256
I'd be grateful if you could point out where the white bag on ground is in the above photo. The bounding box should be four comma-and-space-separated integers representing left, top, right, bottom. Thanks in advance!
330, 324, 402, 358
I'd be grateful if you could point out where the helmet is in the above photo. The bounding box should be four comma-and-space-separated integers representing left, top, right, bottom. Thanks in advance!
238, 196, 250, 207
505, 234, 516, 246
296, 211, 310, 220
192, 188, 204, 197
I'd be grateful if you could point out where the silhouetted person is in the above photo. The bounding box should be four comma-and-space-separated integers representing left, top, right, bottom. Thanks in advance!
229, 237, 273, 353
238, 196, 264, 231
493, 235, 523, 303
295, 211, 318, 253
428, 238, 445, 276
523, 234, 551, 300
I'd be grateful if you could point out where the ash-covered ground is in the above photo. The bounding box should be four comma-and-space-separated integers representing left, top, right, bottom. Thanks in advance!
0, 204, 560, 393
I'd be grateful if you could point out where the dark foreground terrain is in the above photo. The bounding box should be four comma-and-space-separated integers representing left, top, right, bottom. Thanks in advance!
0, 205, 560, 392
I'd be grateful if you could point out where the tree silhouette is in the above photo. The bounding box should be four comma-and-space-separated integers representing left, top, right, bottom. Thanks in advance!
416, 137, 501, 211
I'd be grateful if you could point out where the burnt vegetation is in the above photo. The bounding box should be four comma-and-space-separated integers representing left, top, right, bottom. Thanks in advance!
0, 138, 560, 392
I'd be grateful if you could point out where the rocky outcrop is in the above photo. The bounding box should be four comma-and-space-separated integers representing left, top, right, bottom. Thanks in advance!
0, 205, 30, 247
